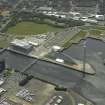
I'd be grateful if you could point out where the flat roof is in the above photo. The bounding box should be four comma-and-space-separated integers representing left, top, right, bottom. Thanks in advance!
11, 39, 32, 49
37, 7, 52, 11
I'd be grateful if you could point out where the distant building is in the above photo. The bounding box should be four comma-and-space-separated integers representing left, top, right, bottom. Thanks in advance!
10, 39, 33, 54
52, 46, 61, 52
69, 11, 80, 17
28, 41, 39, 47
78, 103, 84, 105
56, 58, 64, 63
95, 15, 104, 21
36, 6, 53, 13
80, 18, 98, 24
72, 16, 80, 20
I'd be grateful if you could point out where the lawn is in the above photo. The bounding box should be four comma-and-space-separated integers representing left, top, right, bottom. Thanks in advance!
7, 21, 63, 35
62, 30, 87, 48
0, 21, 63, 48
0, 37, 10, 48
89, 29, 102, 36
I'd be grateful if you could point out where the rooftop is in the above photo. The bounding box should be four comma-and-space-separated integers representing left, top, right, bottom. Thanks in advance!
10, 39, 32, 49
37, 7, 52, 11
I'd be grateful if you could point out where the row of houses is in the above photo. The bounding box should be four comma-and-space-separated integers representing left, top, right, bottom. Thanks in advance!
36, 6, 105, 24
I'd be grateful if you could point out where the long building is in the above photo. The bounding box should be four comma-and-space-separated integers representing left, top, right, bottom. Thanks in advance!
10, 39, 33, 54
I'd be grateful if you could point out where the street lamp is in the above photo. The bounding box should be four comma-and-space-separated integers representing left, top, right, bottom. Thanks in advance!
82, 41, 87, 78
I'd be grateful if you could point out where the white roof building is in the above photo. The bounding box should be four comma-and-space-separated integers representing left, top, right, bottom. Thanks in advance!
95, 15, 104, 21
52, 46, 61, 51
80, 18, 98, 24
10, 39, 33, 53
28, 41, 39, 47
69, 12, 80, 16
11, 39, 30, 49
56, 58, 64, 63
0, 88, 6, 94
78, 103, 84, 105
37, 7, 52, 11
72, 16, 80, 20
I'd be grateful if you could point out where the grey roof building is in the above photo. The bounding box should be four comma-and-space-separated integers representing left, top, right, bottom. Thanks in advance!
10, 39, 33, 54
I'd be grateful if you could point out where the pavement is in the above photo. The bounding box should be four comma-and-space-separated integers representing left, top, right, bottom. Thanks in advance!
45, 91, 72, 105
73, 53, 105, 105
0, 49, 83, 88
0, 37, 105, 105
63, 37, 105, 105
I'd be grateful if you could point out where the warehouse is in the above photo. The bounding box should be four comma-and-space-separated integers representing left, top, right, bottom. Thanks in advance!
10, 39, 33, 54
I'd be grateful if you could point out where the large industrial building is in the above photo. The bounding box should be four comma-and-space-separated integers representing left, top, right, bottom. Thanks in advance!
10, 39, 33, 54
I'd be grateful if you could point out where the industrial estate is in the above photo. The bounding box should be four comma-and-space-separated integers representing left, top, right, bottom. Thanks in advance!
0, 0, 105, 105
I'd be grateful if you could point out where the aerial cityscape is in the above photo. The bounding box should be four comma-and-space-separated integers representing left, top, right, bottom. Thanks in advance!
0, 0, 105, 105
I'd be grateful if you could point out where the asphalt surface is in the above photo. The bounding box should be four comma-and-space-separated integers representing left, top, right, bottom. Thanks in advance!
1, 37, 105, 104
63, 37, 105, 60
63, 37, 105, 105
26, 60, 82, 87
0, 50, 35, 71
0, 49, 82, 88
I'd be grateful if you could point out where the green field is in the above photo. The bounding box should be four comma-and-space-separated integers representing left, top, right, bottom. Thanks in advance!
0, 21, 63, 48
0, 38, 9, 48
7, 21, 63, 35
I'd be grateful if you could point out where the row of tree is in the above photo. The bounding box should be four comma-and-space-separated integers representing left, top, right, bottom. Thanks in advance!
4, 11, 85, 32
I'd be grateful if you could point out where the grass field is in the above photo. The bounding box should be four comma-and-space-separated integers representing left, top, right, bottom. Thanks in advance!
7, 21, 63, 35
0, 37, 10, 48
0, 21, 63, 48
